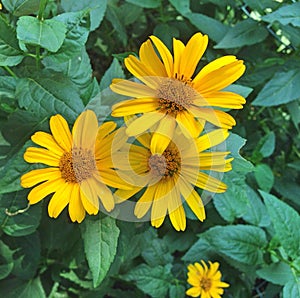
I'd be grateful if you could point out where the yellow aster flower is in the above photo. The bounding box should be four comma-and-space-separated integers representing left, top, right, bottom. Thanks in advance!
113, 124, 232, 231
186, 260, 229, 298
110, 32, 246, 153
21, 110, 129, 223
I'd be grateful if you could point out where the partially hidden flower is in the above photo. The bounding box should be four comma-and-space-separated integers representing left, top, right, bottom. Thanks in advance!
110, 32, 245, 153
186, 260, 229, 298
113, 123, 232, 231
21, 110, 130, 223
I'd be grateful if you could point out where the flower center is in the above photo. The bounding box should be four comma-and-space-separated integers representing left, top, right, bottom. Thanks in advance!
200, 277, 212, 291
148, 145, 181, 179
156, 78, 196, 116
59, 147, 96, 183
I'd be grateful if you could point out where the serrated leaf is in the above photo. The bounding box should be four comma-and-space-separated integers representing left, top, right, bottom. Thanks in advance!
2, 0, 40, 16
17, 16, 67, 52
260, 191, 300, 259
203, 225, 267, 265
283, 278, 300, 298
215, 19, 268, 49
61, 0, 107, 31
253, 69, 300, 106
125, 0, 160, 8
0, 191, 42, 237
81, 217, 120, 287
0, 16, 24, 66
43, 11, 90, 64
256, 262, 294, 286
262, 2, 300, 27
254, 164, 274, 192
124, 264, 172, 298
0, 240, 14, 280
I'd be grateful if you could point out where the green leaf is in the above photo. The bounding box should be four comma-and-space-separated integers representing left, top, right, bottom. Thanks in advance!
125, 0, 160, 8
0, 76, 17, 113
254, 164, 274, 192
169, 284, 186, 298
153, 23, 180, 49
242, 186, 270, 227
2, 0, 40, 16
44, 11, 90, 64
214, 19, 268, 49
16, 16, 67, 52
16, 70, 84, 122
256, 262, 294, 286
224, 84, 253, 99
252, 69, 300, 106
99, 58, 125, 91
182, 238, 213, 263
61, 0, 107, 31
81, 217, 120, 287
142, 238, 173, 267
274, 178, 300, 207
243, 0, 279, 14
283, 278, 300, 298
203, 225, 267, 265
60, 270, 93, 289
260, 191, 300, 259
185, 12, 228, 43
168, 0, 190, 16
0, 240, 14, 280
259, 131, 276, 158
124, 264, 172, 298
0, 191, 42, 237
0, 277, 46, 298
262, 2, 300, 27
287, 100, 300, 129
0, 16, 24, 66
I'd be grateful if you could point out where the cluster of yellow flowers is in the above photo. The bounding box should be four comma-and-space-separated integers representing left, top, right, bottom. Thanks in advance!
21, 32, 237, 298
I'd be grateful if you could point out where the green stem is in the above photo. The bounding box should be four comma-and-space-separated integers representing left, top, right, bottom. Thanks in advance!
2, 65, 17, 78
36, 45, 41, 69
37, 0, 47, 21
269, 250, 300, 275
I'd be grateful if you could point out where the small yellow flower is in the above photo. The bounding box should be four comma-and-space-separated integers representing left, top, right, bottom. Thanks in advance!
186, 260, 229, 298
110, 32, 245, 153
21, 110, 129, 223
113, 124, 232, 231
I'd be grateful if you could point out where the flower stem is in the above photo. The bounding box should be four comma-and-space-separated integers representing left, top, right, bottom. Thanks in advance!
2, 65, 17, 78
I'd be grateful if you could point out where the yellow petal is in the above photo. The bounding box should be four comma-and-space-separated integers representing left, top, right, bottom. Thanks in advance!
180, 33, 208, 79
176, 111, 203, 138
173, 38, 185, 76
126, 112, 165, 136
24, 147, 60, 166
149, 35, 174, 77
150, 115, 175, 154
151, 182, 169, 227
140, 39, 167, 76
49, 114, 72, 152
94, 181, 115, 212
68, 185, 86, 223
196, 129, 229, 152
195, 172, 227, 193
186, 287, 201, 297
27, 178, 63, 204
31, 132, 64, 155
21, 168, 61, 188
48, 183, 71, 218
72, 110, 98, 150
96, 169, 133, 190
114, 186, 142, 204
97, 121, 117, 141
134, 184, 156, 218
80, 179, 99, 214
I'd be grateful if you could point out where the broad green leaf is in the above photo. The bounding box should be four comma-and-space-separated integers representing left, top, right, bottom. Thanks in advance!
44, 11, 90, 64
16, 16, 67, 52
262, 2, 300, 27
242, 186, 270, 227
2, 0, 39, 16
185, 12, 228, 43
283, 278, 300, 298
0, 191, 42, 236
243, 0, 279, 14
119, 3, 143, 26
153, 23, 180, 49
168, 0, 191, 16
281, 24, 300, 48
142, 238, 173, 266
163, 230, 196, 253
0, 16, 24, 66
256, 262, 294, 286
0, 277, 46, 298
61, 0, 107, 31
169, 284, 186, 298
0, 240, 14, 280
274, 178, 300, 207
214, 19, 268, 49
16, 70, 84, 122
260, 191, 300, 259
254, 164, 274, 192
287, 100, 300, 129
224, 84, 253, 99
100, 58, 125, 91
124, 264, 172, 298
203, 225, 267, 265
252, 69, 300, 106
125, 0, 160, 8
0, 76, 17, 113
81, 217, 120, 287
259, 131, 276, 158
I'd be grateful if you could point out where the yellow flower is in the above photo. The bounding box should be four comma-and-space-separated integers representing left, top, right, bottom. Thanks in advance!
110, 32, 245, 153
186, 260, 229, 298
113, 124, 232, 231
21, 110, 129, 223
